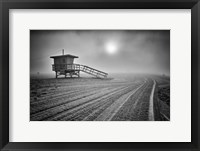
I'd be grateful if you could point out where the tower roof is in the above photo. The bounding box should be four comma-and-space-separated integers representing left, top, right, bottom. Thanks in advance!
50, 54, 79, 59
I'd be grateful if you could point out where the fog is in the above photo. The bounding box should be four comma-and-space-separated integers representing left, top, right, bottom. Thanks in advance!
30, 30, 170, 76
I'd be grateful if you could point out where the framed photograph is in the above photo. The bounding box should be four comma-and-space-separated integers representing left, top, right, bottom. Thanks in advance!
0, 0, 199, 151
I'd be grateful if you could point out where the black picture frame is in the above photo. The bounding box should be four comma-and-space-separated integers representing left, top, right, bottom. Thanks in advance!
0, 0, 199, 151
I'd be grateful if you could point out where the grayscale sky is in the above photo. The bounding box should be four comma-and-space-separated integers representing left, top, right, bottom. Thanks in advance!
30, 30, 170, 75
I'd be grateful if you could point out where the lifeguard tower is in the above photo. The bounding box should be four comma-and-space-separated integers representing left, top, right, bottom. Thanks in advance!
50, 50, 108, 78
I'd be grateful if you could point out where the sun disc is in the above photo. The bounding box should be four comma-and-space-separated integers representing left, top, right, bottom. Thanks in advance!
105, 42, 118, 54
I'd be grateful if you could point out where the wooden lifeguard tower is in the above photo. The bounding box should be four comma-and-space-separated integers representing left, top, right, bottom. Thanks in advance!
50, 50, 108, 78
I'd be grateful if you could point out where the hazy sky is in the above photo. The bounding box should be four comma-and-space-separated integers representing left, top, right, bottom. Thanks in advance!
30, 30, 170, 75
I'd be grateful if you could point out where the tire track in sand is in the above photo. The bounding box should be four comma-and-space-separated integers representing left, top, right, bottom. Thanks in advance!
72, 84, 142, 121
148, 80, 156, 121
31, 86, 124, 121
54, 84, 138, 121
93, 81, 146, 121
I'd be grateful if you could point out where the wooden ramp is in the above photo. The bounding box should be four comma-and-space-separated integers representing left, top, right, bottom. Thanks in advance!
80, 65, 108, 78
